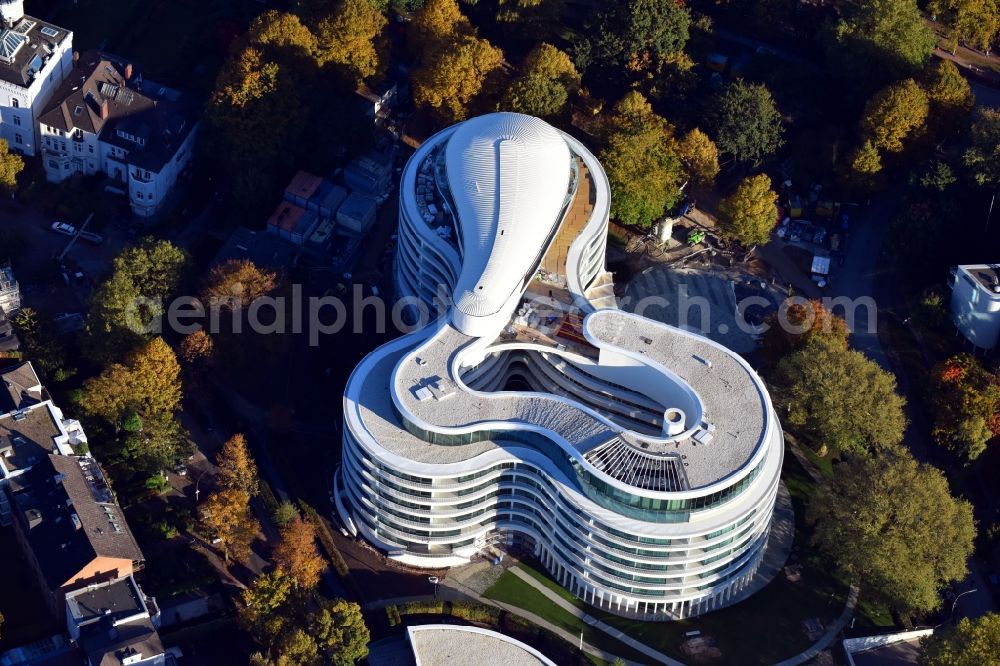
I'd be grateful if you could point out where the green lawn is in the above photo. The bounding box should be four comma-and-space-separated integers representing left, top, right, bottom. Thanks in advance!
484, 572, 651, 663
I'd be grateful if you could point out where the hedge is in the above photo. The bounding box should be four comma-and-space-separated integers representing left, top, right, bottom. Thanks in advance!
394, 600, 501, 625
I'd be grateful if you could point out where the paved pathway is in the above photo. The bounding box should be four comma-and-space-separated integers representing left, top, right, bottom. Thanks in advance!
508, 568, 683, 666
773, 585, 860, 666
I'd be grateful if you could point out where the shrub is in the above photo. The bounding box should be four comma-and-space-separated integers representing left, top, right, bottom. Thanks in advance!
386, 604, 401, 627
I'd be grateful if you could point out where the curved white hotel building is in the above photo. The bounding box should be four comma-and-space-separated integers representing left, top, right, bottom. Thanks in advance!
335, 113, 784, 620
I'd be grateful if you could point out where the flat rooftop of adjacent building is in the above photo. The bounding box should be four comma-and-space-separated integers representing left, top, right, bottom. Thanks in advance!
66, 576, 145, 627
0, 15, 71, 88
407, 625, 555, 666
957, 264, 1000, 292
852, 637, 923, 666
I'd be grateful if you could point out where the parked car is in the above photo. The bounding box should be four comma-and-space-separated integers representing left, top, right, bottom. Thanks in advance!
51, 221, 76, 236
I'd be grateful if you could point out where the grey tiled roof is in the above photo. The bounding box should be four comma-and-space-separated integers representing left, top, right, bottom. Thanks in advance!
9, 454, 143, 590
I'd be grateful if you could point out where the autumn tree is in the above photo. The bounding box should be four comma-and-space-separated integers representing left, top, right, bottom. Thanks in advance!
773, 336, 908, 455
501, 43, 579, 118
852, 139, 884, 176
80, 337, 188, 475
317, 0, 389, 83
179, 330, 214, 391
922, 60, 975, 136
202, 259, 279, 308
84, 238, 189, 365
829, 0, 935, 86
206, 12, 315, 216
204, 487, 260, 564
929, 354, 1000, 460
809, 452, 975, 615
599, 91, 684, 228
928, 0, 1000, 53
412, 34, 504, 122
676, 128, 719, 189
408, 0, 471, 59
80, 337, 183, 426
761, 299, 849, 365
718, 174, 779, 248
0, 139, 24, 191
964, 108, 1000, 187
273, 515, 326, 589
920, 613, 1000, 666
216, 433, 259, 497
710, 81, 784, 165
593, 0, 691, 75
860, 79, 929, 154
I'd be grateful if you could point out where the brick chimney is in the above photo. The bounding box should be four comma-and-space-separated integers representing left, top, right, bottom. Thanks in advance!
124, 63, 133, 81
100, 99, 109, 120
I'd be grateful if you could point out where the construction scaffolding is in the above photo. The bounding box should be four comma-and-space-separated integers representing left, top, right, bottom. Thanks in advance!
0, 263, 20, 315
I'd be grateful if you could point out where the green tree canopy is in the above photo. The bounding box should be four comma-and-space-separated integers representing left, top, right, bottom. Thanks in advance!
594, 0, 691, 75
964, 108, 1000, 187
830, 0, 935, 85
310, 598, 370, 665
84, 238, 189, 365
920, 613, 1000, 666
522, 43, 581, 91
710, 80, 784, 165
500, 43, 580, 118
599, 91, 684, 228
240, 569, 369, 666
718, 173, 778, 247
809, 452, 975, 615
773, 336, 908, 455
0, 138, 24, 190
317, 0, 389, 83
860, 78, 929, 153
915, 160, 957, 191
501, 74, 567, 118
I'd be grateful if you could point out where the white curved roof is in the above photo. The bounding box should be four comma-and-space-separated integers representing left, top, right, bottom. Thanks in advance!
444, 113, 571, 334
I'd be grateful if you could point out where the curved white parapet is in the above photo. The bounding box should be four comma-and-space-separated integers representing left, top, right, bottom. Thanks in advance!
337, 113, 784, 620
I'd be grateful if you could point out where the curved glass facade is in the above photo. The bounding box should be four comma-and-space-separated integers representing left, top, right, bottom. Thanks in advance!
337, 114, 784, 621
